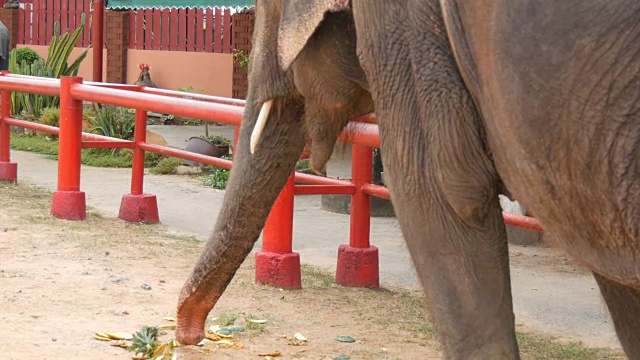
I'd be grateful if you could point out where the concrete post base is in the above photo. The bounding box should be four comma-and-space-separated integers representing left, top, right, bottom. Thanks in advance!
255, 251, 302, 290
336, 245, 379, 288
0, 161, 17, 182
51, 191, 86, 220
118, 194, 160, 224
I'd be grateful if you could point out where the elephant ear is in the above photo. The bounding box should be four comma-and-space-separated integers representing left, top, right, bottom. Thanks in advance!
278, 0, 350, 71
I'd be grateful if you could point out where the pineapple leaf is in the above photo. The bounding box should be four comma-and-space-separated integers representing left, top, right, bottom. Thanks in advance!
127, 325, 160, 358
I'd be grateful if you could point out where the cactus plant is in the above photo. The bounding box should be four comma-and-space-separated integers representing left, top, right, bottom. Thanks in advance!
9, 14, 88, 118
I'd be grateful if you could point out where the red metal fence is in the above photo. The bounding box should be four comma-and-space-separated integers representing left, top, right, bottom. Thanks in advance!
0, 73, 543, 289
129, 7, 233, 53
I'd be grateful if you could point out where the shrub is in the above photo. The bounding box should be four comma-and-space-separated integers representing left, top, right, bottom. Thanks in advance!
39, 107, 60, 127
200, 134, 231, 146
233, 49, 249, 69
13, 48, 41, 66
9, 14, 88, 118
204, 167, 231, 189
149, 157, 183, 175
85, 104, 135, 141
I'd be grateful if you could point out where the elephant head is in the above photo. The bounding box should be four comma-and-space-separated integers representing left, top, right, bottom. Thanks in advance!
176, 1, 371, 345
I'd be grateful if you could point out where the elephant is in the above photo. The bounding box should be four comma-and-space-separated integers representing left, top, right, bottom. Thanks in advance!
175, 1, 640, 359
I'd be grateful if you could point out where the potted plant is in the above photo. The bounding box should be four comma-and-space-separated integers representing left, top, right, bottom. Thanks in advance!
200, 135, 232, 157
184, 136, 223, 167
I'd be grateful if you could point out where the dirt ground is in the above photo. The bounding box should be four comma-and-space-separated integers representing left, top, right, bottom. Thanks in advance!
0, 183, 440, 359
0, 183, 625, 360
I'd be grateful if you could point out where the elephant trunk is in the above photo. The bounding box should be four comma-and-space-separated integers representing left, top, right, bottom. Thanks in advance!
175, 97, 306, 345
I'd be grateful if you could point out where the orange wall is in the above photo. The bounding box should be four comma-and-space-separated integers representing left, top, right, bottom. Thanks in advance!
16, 45, 107, 81
127, 50, 232, 97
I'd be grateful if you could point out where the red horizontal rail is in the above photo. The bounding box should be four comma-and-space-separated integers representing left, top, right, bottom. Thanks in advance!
293, 172, 353, 186
5, 118, 59, 134
141, 87, 246, 106
503, 213, 543, 232
339, 122, 380, 148
353, 113, 377, 124
4, 118, 137, 144
361, 182, 542, 231
139, 143, 233, 170
2, 75, 140, 92
4, 74, 58, 81
0, 76, 60, 96
362, 183, 390, 199
69, 84, 244, 126
294, 184, 355, 195
82, 141, 135, 149
83, 82, 142, 91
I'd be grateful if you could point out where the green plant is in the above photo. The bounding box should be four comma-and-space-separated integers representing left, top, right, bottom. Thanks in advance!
13, 48, 41, 66
233, 49, 249, 69
296, 159, 310, 171
215, 313, 238, 327
9, 14, 88, 118
85, 104, 135, 141
149, 157, 183, 175
204, 167, 231, 189
39, 107, 60, 127
200, 134, 231, 146
127, 326, 159, 358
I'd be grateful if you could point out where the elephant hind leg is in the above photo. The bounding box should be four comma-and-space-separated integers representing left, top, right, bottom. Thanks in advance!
593, 273, 640, 357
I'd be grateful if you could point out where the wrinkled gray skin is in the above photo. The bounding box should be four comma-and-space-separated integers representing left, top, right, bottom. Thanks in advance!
176, 1, 640, 359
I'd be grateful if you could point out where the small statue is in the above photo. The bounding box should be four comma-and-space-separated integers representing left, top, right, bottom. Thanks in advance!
3, 0, 19, 9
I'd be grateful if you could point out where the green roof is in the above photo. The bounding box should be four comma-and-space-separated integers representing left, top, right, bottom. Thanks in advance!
106, 0, 254, 9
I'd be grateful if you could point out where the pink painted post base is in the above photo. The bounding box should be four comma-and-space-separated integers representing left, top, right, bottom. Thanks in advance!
0, 162, 17, 182
51, 191, 86, 220
118, 194, 159, 223
336, 245, 380, 288
255, 251, 302, 289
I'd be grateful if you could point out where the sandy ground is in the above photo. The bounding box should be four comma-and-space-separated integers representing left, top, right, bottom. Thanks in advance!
0, 184, 441, 359
11, 146, 622, 349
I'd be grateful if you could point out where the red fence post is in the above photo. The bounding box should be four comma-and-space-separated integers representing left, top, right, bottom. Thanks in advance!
336, 144, 379, 288
0, 77, 17, 182
92, 0, 104, 82
51, 77, 86, 220
118, 109, 159, 223
255, 173, 301, 289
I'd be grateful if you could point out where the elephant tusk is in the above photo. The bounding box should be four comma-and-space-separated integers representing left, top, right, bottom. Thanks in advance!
250, 99, 273, 155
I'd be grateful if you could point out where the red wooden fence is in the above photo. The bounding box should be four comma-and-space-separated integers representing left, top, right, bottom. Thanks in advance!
17, 0, 94, 47
15, 2, 233, 54
128, 7, 232, 53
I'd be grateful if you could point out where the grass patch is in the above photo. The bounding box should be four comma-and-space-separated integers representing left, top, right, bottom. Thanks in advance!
244, 314, 268, 332
10, 132, 58, 156
201, 166, 231, 190
296, 158, 310, 171
301, 264, 336, 288
10, 133, 166, 168
214, 313, 238, 327
517, 332, 624, 359
149, 157, 183, 175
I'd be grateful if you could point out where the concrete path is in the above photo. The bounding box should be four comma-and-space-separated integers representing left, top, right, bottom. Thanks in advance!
6, 123, 621, 350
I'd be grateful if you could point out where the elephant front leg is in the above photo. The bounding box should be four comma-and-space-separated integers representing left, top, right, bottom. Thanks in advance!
352, 2, 519, 358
